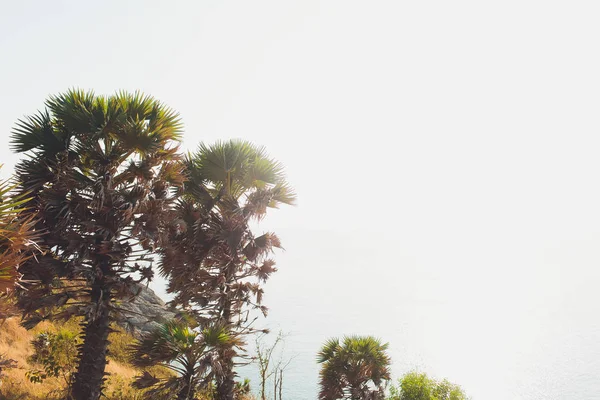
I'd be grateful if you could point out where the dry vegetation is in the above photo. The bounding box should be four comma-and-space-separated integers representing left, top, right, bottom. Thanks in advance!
0, 317, 257, 399
0, 318, 164, 400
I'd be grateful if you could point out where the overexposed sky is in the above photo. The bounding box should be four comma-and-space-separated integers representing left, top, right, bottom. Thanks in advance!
2, 2, 600, 399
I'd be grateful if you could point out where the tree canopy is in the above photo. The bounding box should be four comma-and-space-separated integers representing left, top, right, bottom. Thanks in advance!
388, 371, 469, 400
318, 336, 392, 400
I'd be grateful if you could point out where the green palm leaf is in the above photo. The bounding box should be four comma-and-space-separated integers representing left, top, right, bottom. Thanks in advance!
317, 336, 392, 400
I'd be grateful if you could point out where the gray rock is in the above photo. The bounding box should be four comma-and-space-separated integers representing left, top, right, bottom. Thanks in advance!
115, 284, 176, 337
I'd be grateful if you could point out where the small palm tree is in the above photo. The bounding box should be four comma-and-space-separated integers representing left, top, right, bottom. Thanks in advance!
11, 90, 183, 400
0, 171, 38, 320
0, 171, 38, 295
0, 170, 39, 385
317, 336, 392, 400
131, 320, 239, 400
160, 139, 295, 399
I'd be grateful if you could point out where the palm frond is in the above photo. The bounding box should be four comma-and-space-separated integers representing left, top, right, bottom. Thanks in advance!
10, 110, 65, 154
0, 170, 39, 293
318, 336, 391, 400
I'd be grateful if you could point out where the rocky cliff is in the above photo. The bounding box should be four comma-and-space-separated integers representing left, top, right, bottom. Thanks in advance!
116, 284, 176, 336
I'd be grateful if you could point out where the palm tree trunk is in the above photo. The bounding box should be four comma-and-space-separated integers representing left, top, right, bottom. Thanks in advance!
216, 356, 235, 400
177, 387, 192, 400
216, 264, 236, 400
70, 281, 111, 400
216, 299, 235, 399
176, 364, 196, 400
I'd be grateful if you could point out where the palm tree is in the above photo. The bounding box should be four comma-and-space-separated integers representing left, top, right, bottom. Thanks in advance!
317, 336, 392, 400
11, 90, 183, 400
0, 170, 38, 320
131, 320, 238, 400
159, 139, 295, 399
0, 171, 38, 295
0, 171, 38, 382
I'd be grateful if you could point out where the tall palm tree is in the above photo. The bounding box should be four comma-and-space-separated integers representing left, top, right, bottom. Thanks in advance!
131, 320, 238, 400
11, 90, 183, 400
317, 336, 392, 400
159, 139, 295, 399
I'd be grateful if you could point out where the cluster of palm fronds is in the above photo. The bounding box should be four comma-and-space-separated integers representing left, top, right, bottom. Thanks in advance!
130, 319, 243, 400
3, 90, 294, 400
318, 336, 392, 400
0, 168, 41, 386
0, 170, 39, 318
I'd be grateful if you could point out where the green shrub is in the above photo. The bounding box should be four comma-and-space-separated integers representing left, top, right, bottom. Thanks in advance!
388, 371, 469, 400
27, 328, 79, 386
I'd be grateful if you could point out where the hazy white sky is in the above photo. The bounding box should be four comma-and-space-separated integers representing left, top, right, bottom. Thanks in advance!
2, 1, 600, 399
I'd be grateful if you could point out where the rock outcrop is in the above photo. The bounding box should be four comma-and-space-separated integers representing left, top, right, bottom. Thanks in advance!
116, 284, 176, 336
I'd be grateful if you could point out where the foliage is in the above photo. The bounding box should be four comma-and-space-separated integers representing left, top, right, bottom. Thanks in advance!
387, 371, 469, 400
0, 317, 164, 400
235, 378, 252, 398
26, 328, 79, 392
130, 319, 241, 400
0, 169, 39, 322
0, 169, 39, 385
106, 324, 138, 364
159, 139, 295, 399
11, 89, 183, 399
0, 170, 38, 295
317, 336, 392, 400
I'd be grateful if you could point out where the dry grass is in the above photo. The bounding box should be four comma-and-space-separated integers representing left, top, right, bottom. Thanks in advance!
0, 319, 64, 399
0, 318, 160, 400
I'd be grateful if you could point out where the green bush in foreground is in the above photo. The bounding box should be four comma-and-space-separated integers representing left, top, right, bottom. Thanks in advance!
388, 371, 469, 400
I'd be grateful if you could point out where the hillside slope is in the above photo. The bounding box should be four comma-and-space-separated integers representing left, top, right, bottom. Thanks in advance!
0, 318, 155, 400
